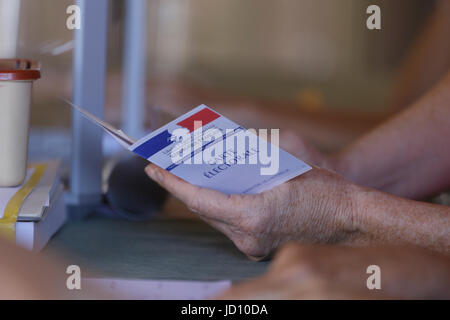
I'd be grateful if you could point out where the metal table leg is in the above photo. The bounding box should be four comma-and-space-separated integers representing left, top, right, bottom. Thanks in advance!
68, 0, 108, 218
122, 0, 148, 139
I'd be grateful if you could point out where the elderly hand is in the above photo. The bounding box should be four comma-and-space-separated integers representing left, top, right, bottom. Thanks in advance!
217, 243, 450, 299
145, 164, 360, 260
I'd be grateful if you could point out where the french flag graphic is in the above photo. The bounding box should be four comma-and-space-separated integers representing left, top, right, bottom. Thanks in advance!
176, 107, 220, 132
132, 107, 220, 160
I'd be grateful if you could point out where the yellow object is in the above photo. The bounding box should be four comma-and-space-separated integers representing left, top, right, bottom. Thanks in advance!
296, 87, 324, 112
0, 164, 46, 240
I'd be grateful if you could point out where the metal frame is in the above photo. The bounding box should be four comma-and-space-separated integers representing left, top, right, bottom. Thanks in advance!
122, 0, 147, 139
69, 0, 147, 216
69, 0, 108, 216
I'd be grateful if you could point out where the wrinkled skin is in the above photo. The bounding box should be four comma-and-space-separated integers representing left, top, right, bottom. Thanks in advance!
145, 159, 449, 257
145, 164, 360, 260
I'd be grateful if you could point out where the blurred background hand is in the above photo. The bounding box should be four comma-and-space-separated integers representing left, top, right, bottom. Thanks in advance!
217, 243, 450, 299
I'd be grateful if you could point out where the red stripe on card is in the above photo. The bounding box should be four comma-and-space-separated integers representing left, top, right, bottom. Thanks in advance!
176, 108, 220, 132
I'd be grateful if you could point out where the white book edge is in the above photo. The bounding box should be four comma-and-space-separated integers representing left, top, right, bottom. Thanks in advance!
15, 185, 66, 252
18, 161, 62, 221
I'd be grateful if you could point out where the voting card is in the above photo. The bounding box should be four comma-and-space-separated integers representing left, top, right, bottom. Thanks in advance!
64, 99, 136, 148
130, 105, 312, 194
68, 101, 312, 194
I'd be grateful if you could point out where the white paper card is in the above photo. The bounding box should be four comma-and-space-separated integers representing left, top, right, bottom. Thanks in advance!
67, 101, 312, 194
130, 105, 311, 194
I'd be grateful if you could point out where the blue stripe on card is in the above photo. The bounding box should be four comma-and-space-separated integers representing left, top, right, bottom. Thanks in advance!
132, 130, 174, 159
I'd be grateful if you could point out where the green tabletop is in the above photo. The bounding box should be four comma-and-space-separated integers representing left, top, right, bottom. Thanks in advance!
46, 216, 269, 282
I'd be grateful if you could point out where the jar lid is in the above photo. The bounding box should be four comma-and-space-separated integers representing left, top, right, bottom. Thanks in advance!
0, 59, 41, 81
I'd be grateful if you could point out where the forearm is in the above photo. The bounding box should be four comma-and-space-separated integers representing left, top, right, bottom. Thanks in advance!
351, 185, 450, 254
388, 0, 450, 110
330, 71, 450, 199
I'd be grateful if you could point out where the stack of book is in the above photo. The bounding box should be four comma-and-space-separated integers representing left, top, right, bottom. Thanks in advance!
0, 161, 66, 252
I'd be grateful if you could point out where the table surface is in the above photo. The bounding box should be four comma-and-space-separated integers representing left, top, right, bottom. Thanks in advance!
45, 215, 269, 282
30, 128, 269, 283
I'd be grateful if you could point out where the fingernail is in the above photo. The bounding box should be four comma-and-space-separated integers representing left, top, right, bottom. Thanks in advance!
146, 166, 162, 183
153, 168, 163, 182
145, 166, 155, 178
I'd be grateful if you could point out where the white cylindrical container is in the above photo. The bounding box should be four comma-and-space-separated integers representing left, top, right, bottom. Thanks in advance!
0, 59, 40, 187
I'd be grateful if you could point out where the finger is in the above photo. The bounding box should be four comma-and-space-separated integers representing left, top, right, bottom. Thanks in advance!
145, 164, 250, 223
145, 163, 203, 203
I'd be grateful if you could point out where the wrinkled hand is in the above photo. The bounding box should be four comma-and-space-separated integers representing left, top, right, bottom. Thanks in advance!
216, 243, 450, 299
145, 164, 358, 260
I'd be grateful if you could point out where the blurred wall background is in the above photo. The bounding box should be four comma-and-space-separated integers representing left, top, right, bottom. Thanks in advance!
149, 0, 434, 110
1, 0, 436, 130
